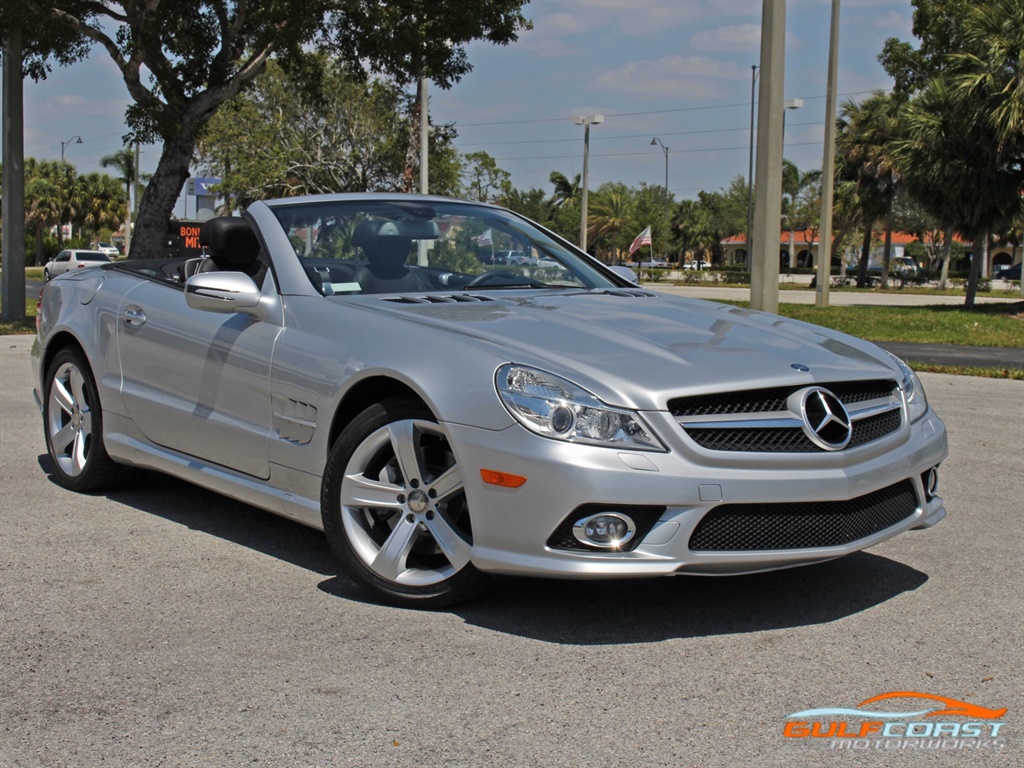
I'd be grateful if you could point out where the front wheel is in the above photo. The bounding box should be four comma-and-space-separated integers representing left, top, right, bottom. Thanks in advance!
43, 348, 129, 492
322, 396, 490, 608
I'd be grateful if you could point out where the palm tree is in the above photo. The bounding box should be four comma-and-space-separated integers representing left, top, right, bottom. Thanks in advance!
101, 147, 137, 252
548, 171, 580, 208
836, 91, 903, 288
896, 0, 1024, 306
587, 183, 630, 262
76, 173, 126, 242
24, 159, 62, 266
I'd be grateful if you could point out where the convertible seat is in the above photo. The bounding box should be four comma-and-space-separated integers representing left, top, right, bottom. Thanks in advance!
352, 220, 427, 294
193, 217, 266, 285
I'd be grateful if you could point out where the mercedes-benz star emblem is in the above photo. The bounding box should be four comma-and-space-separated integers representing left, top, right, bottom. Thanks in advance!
798, 387, 852, 450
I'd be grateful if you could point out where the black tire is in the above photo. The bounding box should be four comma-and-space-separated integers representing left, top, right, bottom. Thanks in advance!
43, 268, 50, 281
321, 396, 491, 608
43, 347, 130, 492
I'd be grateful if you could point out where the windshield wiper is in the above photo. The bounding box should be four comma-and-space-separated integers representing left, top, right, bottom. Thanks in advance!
461, 282, 560, 291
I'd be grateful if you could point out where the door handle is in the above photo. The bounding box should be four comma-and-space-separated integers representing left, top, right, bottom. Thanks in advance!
122, 306, 147, 327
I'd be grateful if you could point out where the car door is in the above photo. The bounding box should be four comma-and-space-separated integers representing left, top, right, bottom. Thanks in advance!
53, 251, 71, 276
116, 274, 281, 479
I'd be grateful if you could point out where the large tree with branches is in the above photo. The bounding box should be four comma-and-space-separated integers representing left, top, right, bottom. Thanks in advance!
3, 1, 530, 259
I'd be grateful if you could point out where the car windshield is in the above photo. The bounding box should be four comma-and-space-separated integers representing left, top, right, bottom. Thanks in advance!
268, 199, 621, 296
78, 252, 110, 261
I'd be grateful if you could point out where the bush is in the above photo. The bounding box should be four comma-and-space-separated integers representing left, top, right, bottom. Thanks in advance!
711, 270, 750, 284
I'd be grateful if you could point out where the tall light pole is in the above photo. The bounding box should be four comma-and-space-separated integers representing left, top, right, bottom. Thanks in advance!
60, 135, 82, 164
816, 0, 841, 307
575, 114, 603, 252
781, 98, 803, 272
746, 64, 759, 270
750, 0, 786, 314
650, 136, 670, 261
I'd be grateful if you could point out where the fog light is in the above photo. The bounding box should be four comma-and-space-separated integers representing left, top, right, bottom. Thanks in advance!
572, 512, 636, 549
925, 467, 939, 499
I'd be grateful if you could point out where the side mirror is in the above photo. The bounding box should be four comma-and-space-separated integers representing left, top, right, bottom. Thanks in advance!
185, 272, 264, 319
608, 265, 639, 285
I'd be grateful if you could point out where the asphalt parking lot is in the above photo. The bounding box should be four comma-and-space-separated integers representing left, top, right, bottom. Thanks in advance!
1, 333, 1021, 768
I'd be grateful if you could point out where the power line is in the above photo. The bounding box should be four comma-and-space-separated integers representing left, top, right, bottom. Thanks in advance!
455, 120, 823, 148
455, 89, 884, 128
489, 141, 821, 163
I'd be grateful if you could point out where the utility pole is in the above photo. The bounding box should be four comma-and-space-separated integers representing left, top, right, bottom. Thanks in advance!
746, 64, 759, 270
750, 0, 786, 314
2, 25, 27, 321
575, 115, 603, 252
816, 0, 841, 307
419, 76, 429, 194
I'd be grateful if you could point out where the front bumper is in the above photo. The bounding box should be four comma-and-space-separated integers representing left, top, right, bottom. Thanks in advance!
446, 407, 948, 579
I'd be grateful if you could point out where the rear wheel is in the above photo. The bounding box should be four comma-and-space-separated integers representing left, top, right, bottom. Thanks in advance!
43, 348, 129, 491
322, 396, 490, 608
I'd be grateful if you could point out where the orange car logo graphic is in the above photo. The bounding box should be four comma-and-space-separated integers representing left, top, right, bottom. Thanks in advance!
784, 691, 1008, 744
858, 692, 1006, 720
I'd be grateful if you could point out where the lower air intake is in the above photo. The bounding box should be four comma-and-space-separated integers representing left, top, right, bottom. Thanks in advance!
688, 480, 918, 551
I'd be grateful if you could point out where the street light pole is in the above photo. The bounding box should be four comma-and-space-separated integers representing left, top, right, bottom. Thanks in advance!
651, 136, 669, 262
575, 114, 603, 252
781, 98, 803, 272
816, 0, 841, 307
60, 134, 82, 164
746, 65, 759, 270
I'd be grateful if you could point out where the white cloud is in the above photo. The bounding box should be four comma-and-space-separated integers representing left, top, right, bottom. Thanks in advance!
689, 23, 761, 51
588, 55, 750, 100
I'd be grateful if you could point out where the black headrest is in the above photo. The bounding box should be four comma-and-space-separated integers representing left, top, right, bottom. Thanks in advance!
351, 220, 413, 270
199, 217, 260, 268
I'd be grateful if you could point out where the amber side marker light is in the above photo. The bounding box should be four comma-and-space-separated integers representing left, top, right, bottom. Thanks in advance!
480, 469, 527, 488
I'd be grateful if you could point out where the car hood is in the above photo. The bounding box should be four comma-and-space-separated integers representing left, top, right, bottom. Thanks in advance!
352, 289, 900, 410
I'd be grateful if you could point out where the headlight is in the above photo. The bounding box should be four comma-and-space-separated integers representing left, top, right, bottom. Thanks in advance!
495, 364, 665, 451
886, 351, 928, 423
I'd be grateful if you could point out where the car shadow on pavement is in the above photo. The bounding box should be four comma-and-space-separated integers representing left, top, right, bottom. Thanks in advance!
38, 456, 343, 580
444, 555, 928, 644
40, 455, 929, 640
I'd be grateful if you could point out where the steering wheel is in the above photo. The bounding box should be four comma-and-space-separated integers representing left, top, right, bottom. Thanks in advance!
466, 270, 543, 287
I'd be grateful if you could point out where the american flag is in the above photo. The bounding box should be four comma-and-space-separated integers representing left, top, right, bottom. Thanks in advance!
629, 226, 652, 255
472, 228, 493, 247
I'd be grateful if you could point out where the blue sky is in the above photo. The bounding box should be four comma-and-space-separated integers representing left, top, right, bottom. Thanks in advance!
14, 0, 915, 209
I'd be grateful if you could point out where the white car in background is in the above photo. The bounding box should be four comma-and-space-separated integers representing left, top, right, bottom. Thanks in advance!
90, 242, 121, 258
43, 249, 112, 281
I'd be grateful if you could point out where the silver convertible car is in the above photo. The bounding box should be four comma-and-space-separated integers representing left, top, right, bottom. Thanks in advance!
33, 194, 948, 607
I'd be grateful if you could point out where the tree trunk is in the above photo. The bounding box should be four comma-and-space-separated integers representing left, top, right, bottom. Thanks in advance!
129, 131, 201, 259
880, 200, 894, 289
965, 230, 987, 309
938, 224, 952, 290
36, 226, 44, 267
856, 223, 873, 288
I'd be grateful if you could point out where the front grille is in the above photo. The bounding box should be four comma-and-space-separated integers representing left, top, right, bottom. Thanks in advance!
687, 408, 905, 452
688, 480, 918, 551
672, 378, 902, 453
669, 379, 896, 417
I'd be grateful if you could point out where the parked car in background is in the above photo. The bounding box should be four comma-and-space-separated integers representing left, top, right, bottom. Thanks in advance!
683, 260, 709, 271
90, 242, 120, 258
851, 256, 921, 281
994, 263, 1021, 281
499, 250, 538, 266
43, 250, 111, 281
34, 193, 947, 608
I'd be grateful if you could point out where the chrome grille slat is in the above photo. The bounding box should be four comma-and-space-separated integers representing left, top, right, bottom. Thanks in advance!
673, 379, 902, 453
